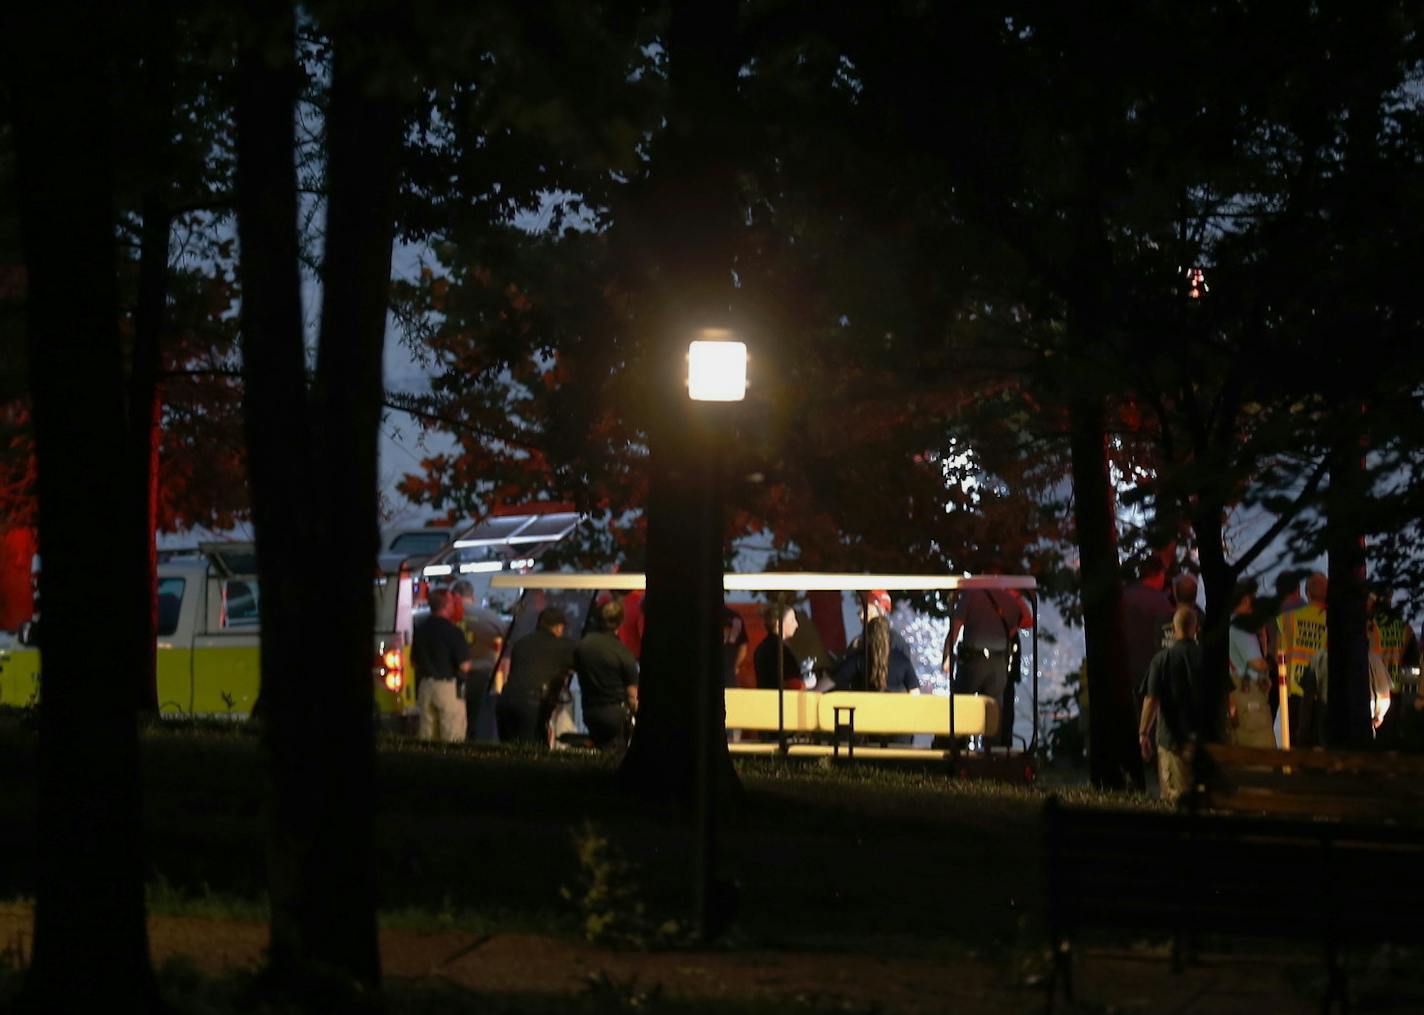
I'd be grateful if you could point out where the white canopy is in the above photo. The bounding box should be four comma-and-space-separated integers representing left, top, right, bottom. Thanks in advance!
490, 571, 1036, 593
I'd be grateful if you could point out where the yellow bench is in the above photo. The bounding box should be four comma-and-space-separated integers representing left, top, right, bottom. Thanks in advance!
723, 687, 1000, 759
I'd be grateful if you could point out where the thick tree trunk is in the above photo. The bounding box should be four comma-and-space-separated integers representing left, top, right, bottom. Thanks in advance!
1326, 433, 1371, 748
129, 0, 175, 716
298, 33, 405, 991
620, 0, 740, 804
1193, 500, 1236, 728
237, 4, 397, 998
8, 6, 159, 1009
1068, 396, 1140, 790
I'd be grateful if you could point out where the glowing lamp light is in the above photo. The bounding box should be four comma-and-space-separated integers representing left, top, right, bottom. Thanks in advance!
1186, 266, 1208, 300
687, 333, 747, 402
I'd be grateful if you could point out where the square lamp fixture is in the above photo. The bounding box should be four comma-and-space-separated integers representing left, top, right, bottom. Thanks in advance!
687, 335, 747, 402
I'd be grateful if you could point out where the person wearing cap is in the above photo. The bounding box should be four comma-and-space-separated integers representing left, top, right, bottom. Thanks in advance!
830, 616, 920, 694
941, 587, 1034, 749
497, 606, 575, 744
859, 589, 913, 662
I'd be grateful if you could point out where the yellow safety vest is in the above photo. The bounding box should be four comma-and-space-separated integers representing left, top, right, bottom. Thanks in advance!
1372, 616, 1410, 691
1277, 603, 1326, 697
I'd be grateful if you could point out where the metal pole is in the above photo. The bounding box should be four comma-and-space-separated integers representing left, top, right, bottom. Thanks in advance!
948, 590, 958, 768
1030, 591, 1040, 756
861, 591, 870, 686
776, 590, 787, 756
693, 428, 720, 940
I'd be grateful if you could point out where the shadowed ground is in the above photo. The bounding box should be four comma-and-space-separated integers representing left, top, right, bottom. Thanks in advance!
0, 721, 1418, 1011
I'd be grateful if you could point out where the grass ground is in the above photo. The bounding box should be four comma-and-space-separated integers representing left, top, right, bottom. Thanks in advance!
8, 719, 1410, 1012
1, 719, 1133, 949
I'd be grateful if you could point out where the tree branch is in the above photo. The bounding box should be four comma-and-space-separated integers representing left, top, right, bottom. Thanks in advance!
1233, 454, 1330, 574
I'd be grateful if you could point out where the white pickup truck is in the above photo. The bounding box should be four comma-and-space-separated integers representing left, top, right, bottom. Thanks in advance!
0, 543, 417, 721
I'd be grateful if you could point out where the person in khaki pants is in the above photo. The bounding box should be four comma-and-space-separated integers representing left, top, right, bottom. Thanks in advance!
414, 588, 472, 742
1228, 582, 1276, 748
1139, 606, 1236, 804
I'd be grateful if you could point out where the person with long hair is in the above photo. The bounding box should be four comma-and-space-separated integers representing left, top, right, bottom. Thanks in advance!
831, 616, 920, 693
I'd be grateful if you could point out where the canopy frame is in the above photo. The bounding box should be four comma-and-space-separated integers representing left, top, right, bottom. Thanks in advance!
490, 571, 1041, 760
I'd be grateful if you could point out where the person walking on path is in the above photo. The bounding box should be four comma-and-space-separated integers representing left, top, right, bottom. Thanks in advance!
413, 588, 473, 743
1139, 606, 1236, 805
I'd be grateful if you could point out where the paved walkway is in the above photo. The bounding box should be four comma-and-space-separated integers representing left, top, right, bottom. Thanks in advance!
3, 904, 1415, 1012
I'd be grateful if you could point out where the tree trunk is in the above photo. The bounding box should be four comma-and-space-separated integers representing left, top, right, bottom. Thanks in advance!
8, 6, 159, 1008
1193, 499, 1236, 729
300, 28, 405, 991
620, 0, 741, 804
1325, 431, 1371, 748
129, 0, 175, 716
236, 3, 397, 999
1068, 396, 1140, 790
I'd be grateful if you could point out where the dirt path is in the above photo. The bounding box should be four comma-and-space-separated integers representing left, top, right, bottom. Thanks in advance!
0, 904, 1372, 1013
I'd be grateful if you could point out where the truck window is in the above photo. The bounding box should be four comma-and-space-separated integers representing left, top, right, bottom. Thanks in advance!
157, 577, 185, 636
222, 579, 260, 628
388, 531, 451, 556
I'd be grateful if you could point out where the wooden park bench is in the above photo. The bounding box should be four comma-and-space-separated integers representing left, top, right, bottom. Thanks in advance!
1044, 796, 1424, 1012
723, 687, 1000, 759
1190, 742, 1424, 824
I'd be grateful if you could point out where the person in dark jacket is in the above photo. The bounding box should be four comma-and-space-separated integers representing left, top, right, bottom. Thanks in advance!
574, 599, 639, 749
754, 602, 803, 690
497, 607, 574, 744
831, 616, 920, 693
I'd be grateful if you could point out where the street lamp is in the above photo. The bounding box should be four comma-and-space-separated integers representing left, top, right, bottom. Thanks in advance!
687, 330, 747, 402
687, 329, 745, 942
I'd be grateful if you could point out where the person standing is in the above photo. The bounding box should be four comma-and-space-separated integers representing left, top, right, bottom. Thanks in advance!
1139, 606, 1236, 805
1262, 571, 1307, 665
941, 587, 1034, 749
616, 589, 645, 660
574, 599, 640, 749
1277, 572, 1328, 748
1160, 572, 1204, 650
1123, 558, 1176, 722
1369, 589, 1420, 749
450, 579, 505, 741
412, 588, 473, 743
1227, 581, 1275, 748
720, 602, 749, 688
497, 607, 574, 744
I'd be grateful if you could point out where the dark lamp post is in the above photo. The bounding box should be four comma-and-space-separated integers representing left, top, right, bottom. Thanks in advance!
687, 331, 745, 941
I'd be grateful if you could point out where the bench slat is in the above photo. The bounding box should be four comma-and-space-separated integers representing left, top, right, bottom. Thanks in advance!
722, 687, 1000, 737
